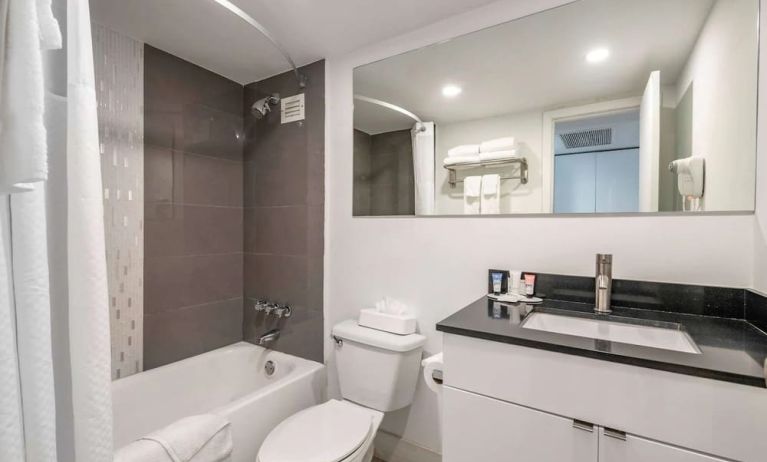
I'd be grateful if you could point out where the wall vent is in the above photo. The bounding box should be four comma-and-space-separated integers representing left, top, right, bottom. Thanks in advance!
559, 128, 612, 149
281, 93, 305, 124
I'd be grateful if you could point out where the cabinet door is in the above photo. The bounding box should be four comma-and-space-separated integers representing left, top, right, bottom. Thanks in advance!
443, 387, 597, 462
595, 149, 639, 213
554, 152, 597, 213
599, 427, 728, 462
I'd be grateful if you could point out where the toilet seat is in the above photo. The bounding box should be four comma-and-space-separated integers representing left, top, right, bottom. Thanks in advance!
258, 400, 375, 462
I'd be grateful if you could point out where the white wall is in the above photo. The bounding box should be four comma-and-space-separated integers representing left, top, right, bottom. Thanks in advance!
325, 0, 760, 455
676, 0, 759, 212
435, 110, 543, 214
754, 1, 767, 294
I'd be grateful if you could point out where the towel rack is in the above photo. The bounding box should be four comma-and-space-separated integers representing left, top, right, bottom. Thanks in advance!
444, 157, 528, 188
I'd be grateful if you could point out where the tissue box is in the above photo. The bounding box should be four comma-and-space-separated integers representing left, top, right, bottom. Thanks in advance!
358, 308, 417, 335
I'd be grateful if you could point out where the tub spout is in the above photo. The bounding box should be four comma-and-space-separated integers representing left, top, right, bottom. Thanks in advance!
257, 329, 280, 348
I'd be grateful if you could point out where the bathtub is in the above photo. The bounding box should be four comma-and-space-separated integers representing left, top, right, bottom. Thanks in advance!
112, 342, 325, 462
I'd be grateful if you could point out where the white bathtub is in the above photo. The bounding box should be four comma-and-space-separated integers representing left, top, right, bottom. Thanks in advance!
112, 342, 325, 462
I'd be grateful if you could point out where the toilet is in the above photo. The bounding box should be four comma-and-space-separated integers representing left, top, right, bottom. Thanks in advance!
257, 319, 426, 462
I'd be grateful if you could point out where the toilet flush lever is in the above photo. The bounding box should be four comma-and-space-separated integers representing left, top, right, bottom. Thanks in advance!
332, 335, 343, 347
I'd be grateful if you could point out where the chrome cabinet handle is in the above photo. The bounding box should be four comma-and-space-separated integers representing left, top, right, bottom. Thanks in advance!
603, 427, 627, 441
572, 419, 594, 432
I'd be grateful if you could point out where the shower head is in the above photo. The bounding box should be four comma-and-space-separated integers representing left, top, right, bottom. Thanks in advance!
252, 94, 280, 119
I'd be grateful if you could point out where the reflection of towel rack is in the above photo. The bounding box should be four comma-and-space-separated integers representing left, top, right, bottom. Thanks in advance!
444, 157, 528, 188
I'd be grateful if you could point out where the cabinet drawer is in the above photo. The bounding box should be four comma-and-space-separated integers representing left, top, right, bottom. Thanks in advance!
443, 386, 597, 462
599, 427, 728, 462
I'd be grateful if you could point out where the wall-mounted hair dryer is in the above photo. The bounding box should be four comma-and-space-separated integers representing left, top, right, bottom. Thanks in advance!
669, 156, 705, 211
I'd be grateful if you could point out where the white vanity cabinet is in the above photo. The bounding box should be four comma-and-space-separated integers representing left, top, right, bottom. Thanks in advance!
443, 387, 597, 462
444, 386, 728, 462
442, 333, 767, 462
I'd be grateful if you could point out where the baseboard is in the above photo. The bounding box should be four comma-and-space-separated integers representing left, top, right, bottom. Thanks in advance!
374, 430, 442, 462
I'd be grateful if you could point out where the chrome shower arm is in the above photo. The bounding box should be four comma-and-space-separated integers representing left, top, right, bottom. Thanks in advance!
211, 0, 306, 88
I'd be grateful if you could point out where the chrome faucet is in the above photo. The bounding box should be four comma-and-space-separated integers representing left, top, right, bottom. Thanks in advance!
595, 254, 613, 314
257, 329, 281, 348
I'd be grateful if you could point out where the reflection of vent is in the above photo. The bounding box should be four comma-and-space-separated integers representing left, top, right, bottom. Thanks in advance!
560, 128, 612, 149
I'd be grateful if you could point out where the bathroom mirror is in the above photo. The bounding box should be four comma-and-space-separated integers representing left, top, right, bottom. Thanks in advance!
352, 0, 759, 216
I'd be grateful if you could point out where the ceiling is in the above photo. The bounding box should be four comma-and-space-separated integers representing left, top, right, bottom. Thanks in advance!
90, 0, 504, 84
353, 0, 717, 134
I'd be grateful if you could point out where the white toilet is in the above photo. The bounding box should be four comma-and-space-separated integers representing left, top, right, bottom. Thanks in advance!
257, 319, 426, 462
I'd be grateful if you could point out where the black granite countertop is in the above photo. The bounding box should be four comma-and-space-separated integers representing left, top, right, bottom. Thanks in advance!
437, 296, 767, 388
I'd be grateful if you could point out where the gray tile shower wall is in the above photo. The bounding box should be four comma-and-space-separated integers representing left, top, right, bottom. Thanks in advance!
352, 128, 415, 216
242, 60, 325, 363
143, 46, 245, 369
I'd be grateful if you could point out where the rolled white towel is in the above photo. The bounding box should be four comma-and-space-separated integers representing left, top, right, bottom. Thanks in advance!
478, 149, 517, 162
480, 137, 515, 153
443, 155, 479, 166
115, 414, 233, 462
447, 144, 480, 157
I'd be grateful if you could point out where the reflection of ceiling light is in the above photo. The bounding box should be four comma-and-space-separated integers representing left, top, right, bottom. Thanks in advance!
442, 84, 462, 98
586, 48, 610, 63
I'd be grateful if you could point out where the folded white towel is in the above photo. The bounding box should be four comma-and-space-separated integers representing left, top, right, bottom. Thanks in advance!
115, 415, 233, 462
481, 174, 501, 214
478, 149, 517, 162
464, 176, 482, 214
443, 155, 479, 166
480, 137, 515, 153
447, 144, 480, 157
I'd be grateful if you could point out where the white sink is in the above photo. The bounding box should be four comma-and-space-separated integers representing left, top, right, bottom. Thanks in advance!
522, 312, 700, 354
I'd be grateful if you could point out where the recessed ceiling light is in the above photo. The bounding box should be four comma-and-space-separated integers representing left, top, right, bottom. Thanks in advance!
442, 84, 462, 98
586, 48, 610, 64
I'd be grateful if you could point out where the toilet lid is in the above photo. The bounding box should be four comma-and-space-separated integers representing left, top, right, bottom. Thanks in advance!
258, 400, 373, 462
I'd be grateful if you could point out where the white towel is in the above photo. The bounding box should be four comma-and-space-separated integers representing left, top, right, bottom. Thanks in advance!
464, 176, 482, 214
36, 0, 62, 50
447, 144, 480, 157
115, 415, 233, 462
0, 0, 59, 193
478, 149, 517, 162
443, 155, 479, 166
480, 137, 515, 153
481, 174, 501, 214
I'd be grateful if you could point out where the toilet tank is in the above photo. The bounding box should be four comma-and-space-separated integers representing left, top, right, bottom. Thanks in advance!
332, 320, 426, 412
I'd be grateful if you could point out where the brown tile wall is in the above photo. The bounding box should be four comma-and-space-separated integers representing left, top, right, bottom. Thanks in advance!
242, 60, 325, 363
143, 46, 245, 369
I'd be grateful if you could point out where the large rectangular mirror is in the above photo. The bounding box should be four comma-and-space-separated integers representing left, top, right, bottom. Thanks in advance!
353, 0, 759, 216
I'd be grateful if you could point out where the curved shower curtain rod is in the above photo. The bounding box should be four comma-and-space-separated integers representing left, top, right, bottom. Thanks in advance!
211, 0, 306, 88
354, 95, 425, 128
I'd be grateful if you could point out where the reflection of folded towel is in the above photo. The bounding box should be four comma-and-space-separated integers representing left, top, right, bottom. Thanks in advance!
478, 149, 517, 162
464, 176, 482, 214
480, 137, 515, 153
481, 174, 501, 215
443, 155, 479, 166
447, 144, 479, 157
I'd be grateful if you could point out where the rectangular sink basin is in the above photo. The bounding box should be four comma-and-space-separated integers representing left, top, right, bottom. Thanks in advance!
522, 312, 700, 354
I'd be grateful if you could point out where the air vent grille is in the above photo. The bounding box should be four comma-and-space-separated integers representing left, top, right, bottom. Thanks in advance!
559, 128, 612, 149
281, 93, 305, 124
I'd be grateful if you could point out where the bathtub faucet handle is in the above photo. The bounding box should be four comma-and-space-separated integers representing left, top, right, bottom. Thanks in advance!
274, 304, 292, 318
253, 299, 268, 312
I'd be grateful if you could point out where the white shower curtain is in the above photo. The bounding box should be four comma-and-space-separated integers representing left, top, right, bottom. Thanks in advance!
412, 122, 435, 215
0, 0, 113, 461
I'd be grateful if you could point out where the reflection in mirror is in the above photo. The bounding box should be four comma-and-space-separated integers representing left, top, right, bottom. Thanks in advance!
353, 0, 759, 216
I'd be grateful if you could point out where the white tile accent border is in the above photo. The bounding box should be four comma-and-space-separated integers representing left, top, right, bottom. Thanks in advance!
93, 24, 145, 380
